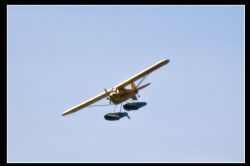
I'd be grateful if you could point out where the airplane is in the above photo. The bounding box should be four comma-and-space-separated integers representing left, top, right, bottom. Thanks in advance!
62, 59, 170, 120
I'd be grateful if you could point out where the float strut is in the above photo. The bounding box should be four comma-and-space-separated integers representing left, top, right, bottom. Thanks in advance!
113, 105, 117, 112
119, 103, 123, 112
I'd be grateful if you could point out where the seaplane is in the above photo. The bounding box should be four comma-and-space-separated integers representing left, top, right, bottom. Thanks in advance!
62, 59, 170, 120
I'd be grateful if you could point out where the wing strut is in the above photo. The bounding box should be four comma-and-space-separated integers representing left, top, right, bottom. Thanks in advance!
136, 74, 149, 88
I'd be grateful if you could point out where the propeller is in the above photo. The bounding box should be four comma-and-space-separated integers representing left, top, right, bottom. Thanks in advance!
104, 88, 112, 104
104, 88, 109, 93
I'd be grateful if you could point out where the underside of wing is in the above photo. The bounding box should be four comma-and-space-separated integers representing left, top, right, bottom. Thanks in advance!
62, 59, 169, 116
115, 59, 169, 90
62, 90, 111, 116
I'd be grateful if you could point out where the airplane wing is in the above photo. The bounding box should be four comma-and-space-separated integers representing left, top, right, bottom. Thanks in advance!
114, 59, 169, 90
62, 90, 111, 116
62, 59, 169, 116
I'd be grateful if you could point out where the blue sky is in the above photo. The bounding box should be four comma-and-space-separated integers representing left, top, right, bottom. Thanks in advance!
7, 5, 244, 163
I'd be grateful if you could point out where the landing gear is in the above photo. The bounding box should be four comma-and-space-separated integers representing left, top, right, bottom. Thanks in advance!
113, 102, 123, 112
119, 103, 123, 112
113, 105, 117, 112
104, 112, 130, 121
104, 103, 130, 121
123, 102, 147, 111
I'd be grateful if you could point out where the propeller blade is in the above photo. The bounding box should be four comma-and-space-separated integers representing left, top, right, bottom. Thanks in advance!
104, 88, 112, 104
104, 88, 108, 93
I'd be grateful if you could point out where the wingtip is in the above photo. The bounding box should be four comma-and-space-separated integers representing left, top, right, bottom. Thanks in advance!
61, 112, 68, 116
159, 59, 170, 65
165, 59, 170, 63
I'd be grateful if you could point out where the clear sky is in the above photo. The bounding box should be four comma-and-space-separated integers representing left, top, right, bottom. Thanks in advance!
7, 5, 245, 163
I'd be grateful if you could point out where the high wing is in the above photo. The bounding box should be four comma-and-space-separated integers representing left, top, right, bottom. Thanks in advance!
114, 59, 169, 90
62, 89, 111, 116
61, 59, 169, 116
